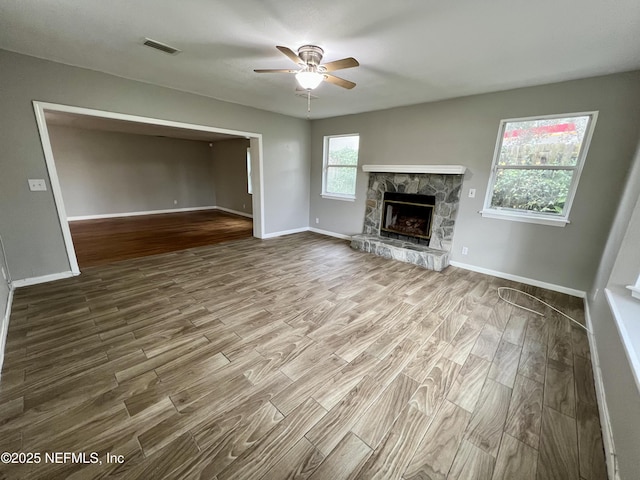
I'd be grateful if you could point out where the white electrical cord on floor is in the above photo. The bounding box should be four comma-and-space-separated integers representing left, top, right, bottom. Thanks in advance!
497, 286, 591, 333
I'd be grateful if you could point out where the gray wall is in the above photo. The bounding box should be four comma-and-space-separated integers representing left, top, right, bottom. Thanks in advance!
211, 138, 253, 215
0, 49, 310, 281
310, 71, 640, 292
586, 139, 640, 480
48, 125, 216, 217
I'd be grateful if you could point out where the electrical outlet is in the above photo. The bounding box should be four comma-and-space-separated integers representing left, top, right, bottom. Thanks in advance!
468, 188, 476, 198
315, 218, 319, 224
28, 179, 47, 191
173, 200, 178, 205
243, 203, 246, 209
462, 246, 469, 255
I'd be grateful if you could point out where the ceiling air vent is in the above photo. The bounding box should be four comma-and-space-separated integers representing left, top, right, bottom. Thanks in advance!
143, 38, 181, 55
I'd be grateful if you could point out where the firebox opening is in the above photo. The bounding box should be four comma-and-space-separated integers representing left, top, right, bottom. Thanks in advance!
380, 192, 435, 243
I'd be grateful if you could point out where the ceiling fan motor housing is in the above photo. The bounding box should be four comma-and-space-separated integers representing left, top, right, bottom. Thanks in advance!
298, 45, 324, 68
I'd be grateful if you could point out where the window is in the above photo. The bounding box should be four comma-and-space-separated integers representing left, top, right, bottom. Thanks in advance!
322, 134, 359, 201
482, 112, 597, 226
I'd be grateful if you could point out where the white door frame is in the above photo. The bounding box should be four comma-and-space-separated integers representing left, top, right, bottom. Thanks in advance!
32, 101, 265, 275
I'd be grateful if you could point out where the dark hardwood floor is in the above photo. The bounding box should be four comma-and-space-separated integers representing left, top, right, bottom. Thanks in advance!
0, 233, 607, 479
69, 210, 253, 268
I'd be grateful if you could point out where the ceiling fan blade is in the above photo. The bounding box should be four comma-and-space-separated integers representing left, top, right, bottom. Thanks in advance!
324, 74, 356, 89
321, 57, 359, 72
276, 46, 304, 65
254, 69, 298, 73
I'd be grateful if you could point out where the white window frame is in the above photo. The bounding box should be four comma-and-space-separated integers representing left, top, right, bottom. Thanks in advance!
322, 133, 359, 202
481, 111, 598, 227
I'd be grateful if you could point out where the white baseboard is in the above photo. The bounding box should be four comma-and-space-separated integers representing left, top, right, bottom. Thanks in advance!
11, 271, 76, 288
67, 206, 218, 221
261, 227, 353, 240
213, 206, 253, 219
584, 300, 620, 480
0, 287, 14, 378
308, 227, 352, 241
261, 227, 310, 239
449, 261, 586, 298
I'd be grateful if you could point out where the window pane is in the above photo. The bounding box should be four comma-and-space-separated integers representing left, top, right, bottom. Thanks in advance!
326, 166, 357, 195
491, 168, 573, 214
328, 136, 359, 166
499, 116, 590, 167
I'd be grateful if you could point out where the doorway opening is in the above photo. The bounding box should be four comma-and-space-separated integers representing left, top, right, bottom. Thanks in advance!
33, 101, 265, 273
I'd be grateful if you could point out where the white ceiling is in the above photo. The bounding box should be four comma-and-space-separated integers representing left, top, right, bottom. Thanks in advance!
1, 0, 639, 119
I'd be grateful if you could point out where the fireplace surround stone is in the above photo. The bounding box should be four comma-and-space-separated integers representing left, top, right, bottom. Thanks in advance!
351, 234, 450, 271
351, 170, 463, 271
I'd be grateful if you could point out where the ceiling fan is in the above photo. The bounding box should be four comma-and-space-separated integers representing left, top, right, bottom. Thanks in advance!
254, 45, 359, 91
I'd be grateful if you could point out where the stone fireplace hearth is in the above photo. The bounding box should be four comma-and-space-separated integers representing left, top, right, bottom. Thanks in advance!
351, 165, 465, 271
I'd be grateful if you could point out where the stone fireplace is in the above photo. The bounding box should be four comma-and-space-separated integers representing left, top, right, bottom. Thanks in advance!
351, 165, 465, 271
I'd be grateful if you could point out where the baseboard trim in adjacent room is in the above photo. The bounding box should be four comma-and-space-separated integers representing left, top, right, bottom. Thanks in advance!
449, 261, 587, 298
307, 227, 352, 241
67, 206, 218, 221
0, 287, 14, 378
213, 206, 253, 219
584, 300, 620, 480
11, 271, 76, 288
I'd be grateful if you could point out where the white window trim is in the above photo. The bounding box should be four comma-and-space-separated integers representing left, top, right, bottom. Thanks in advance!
480, 209, 570, 227
322, 133, 359, 201
481, 111, 598, 227
321, 193, 356, 202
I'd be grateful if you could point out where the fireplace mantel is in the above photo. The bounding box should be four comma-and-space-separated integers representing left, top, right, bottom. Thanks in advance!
362, 164, 466, 175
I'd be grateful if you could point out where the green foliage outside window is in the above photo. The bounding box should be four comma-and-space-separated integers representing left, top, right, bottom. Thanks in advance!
491, 169, 572, 213
326, 166, 357, 195
328, 145, 358, 166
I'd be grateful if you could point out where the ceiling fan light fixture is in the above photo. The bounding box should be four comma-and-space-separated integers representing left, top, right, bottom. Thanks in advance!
295, 71, 324, 90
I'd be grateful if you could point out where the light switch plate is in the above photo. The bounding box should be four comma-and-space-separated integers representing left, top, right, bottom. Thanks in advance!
28, 179, 47, 191
468, 188, 476, 198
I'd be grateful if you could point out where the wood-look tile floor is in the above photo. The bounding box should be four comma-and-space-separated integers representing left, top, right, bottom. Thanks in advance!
0, 233, 607, 479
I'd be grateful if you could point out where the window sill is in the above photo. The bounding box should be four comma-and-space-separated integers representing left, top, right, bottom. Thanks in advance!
480, 209, 569, 227
605, 286, 640, 394
321, 194, 355, 202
